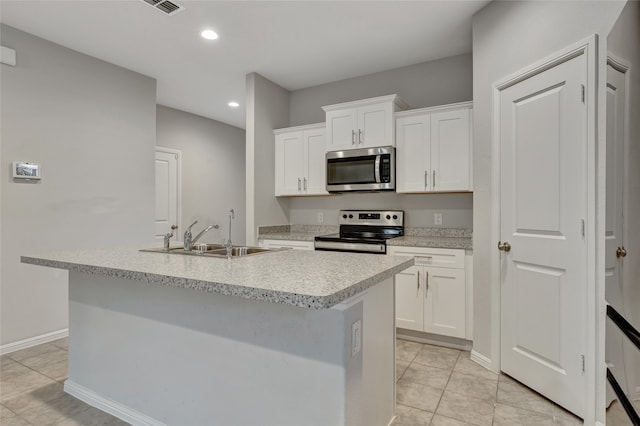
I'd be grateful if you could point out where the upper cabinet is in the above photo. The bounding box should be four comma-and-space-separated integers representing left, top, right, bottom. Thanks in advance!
396, 102, 473, 193
274, 123, 328, 197
322, 95, 408, 151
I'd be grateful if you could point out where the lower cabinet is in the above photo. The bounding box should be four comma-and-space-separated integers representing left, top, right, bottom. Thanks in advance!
388, 246, 469, 339
258, 239, 315, 251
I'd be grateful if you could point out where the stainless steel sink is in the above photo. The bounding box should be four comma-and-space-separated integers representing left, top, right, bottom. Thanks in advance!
140, 245, 282, 258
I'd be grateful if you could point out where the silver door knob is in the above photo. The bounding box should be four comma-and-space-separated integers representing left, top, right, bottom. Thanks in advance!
616, 246, 627, 258
498, 241, 511, 252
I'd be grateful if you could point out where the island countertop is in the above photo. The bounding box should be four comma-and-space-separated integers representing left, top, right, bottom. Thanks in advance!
21, 248, 414, 310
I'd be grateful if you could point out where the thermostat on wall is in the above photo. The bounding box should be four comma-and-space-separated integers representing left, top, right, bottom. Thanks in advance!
12, 162, 41, 180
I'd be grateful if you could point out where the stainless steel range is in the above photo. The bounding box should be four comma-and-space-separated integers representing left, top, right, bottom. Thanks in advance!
314, 210, 404, 254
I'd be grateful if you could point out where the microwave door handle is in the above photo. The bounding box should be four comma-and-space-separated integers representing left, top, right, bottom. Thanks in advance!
374, 155, 381, 183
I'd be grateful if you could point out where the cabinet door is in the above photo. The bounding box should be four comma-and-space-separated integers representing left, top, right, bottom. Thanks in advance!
430, 109, 471, 192
423, 267, 466, 338
275, 132, 304, 196
358, 102, 395, 148
304, 128, 328, 195
395, 115, 431, 192
395, 265, 425, 331
326, 108, 358, 151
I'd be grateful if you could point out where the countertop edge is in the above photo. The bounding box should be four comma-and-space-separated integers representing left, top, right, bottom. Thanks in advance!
20, 255, 414, 310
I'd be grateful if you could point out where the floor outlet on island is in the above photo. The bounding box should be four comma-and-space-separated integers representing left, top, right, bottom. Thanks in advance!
351, 319, 362, 357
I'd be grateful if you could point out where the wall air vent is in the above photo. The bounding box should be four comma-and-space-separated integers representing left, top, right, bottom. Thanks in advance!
141, 0, 185, 16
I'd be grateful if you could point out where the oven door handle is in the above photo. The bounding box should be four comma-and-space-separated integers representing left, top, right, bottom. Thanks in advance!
374, 155, 381, 183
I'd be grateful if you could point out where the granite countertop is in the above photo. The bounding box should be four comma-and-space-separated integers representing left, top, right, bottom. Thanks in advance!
21, 248, 413, 310
258, 225, 472, 250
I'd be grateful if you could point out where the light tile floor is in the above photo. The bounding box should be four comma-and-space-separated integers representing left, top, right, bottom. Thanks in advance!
0, 337, 622, 425
394, 339, 584, 426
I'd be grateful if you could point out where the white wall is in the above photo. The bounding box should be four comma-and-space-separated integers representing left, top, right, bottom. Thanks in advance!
0, 25, 156, 345
287, 54, 474, 229
245, 73, 290, 245
156, 105, 246, 245
607, 0, 640, 403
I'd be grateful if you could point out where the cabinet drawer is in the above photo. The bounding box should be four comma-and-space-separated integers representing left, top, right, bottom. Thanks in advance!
388, 246, 464, 269
259, 239, 315, 251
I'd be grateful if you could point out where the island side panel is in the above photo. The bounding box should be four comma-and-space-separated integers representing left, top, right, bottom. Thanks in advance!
362, 277, 395, 426
66, 271, 357, 426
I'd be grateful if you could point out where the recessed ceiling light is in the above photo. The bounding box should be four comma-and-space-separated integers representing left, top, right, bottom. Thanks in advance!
201, 30, 218, 40
228, 102, 240, 108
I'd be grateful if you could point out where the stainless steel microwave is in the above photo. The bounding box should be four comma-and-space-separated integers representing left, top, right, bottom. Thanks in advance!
326, 146, 395, 192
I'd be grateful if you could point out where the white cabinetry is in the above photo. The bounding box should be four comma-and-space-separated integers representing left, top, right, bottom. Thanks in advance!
322, 95, 408, 151
389, 246, 468, 339
396, 102, 472, 193
274, 124, 327, 196
259, 239, 315, 251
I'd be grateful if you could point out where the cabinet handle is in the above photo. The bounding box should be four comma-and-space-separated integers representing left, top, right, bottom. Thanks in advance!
358, 129, 363, 144
352, 130, 356, 145
433, 170, 436, 189
424, 170, 428, 189
298, 178, 301, 191
417, 270, 420, 290
303, 177, 307, 191
425, 271, 429, 292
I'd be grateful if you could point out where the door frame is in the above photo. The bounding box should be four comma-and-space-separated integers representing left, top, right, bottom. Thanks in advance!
490, 35, 599, 424
155, 146, 183, 241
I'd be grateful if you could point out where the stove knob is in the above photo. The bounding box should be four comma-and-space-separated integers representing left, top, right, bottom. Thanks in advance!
393, 215, 398, 220
386, 215, 391, 220
348, 214, 354, 219
342, 214, 348, 219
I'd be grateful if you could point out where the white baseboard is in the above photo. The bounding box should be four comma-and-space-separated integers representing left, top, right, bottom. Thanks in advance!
595, 422, 605, 426
470, 350, 498, 373
64, 380, 166, 426
0, 328, 68, 355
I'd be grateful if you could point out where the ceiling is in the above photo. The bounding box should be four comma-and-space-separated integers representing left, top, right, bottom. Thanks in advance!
0, 0, 490, 129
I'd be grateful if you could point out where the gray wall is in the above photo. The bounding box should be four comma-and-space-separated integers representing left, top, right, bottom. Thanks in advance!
607, 0, 640, 403
245, 73, 290, 244
471, 0, 624, 398
156, 106, 246, 245
289, 54, 472, 126
0, 25, 156, 346
287, 54, 474, 230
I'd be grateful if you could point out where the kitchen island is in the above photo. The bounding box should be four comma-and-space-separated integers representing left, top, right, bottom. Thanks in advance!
21, 248, 413, 426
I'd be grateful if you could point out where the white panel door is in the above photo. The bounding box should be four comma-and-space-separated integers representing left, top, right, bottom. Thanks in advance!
358, 102, 394, 148
304, 128, 328, 195
326, 108, 358, 151
424, 267, 466, 338
395, 265, 424, 331
155, 148, 180, 241
396, 115, 430, 192
431, 109, 471, 191
499, 52, 587, 417
605, 63, 628, 403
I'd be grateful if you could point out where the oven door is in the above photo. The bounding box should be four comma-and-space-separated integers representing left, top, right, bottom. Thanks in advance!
326, 146, 394, 192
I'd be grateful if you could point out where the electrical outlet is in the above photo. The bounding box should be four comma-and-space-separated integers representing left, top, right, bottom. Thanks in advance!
434, 213, 443, 226
317, 212, 324, 223
351, 320, 362, 357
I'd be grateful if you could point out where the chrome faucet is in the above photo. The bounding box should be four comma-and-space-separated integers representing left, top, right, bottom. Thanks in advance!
184, 221, 218, 251
224, 209, 235, 259
163, 225, 178, 251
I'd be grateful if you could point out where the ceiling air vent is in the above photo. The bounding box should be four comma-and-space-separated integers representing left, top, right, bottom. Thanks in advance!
141, 0, 185, 16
